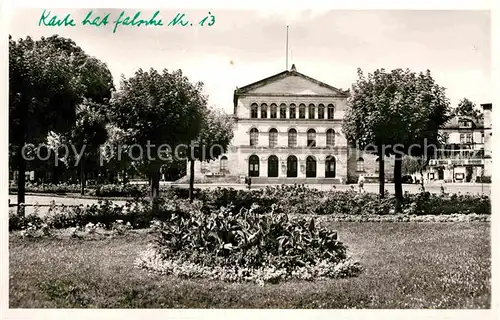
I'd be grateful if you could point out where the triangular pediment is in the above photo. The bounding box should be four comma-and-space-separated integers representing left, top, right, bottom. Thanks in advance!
236, 68, 348, 97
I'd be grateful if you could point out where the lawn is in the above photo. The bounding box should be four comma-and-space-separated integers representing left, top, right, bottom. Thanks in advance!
9, 221, 490, 308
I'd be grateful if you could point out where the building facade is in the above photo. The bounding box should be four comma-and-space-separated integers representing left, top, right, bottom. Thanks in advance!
426, 103, 492, 182
188, 65, 390, 184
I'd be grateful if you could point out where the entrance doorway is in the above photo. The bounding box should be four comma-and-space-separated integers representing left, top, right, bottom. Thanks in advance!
438, 168, 444, 180
287, 155, 298, 177
466, 166, 473, 182
325, 156, 336, 178
268, 155, 279, 177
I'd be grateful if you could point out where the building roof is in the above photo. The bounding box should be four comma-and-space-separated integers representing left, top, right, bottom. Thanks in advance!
442, 115, 484, 129
233, 64, 349, 107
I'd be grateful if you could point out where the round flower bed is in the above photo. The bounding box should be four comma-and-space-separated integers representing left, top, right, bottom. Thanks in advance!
135, 203, 362, 285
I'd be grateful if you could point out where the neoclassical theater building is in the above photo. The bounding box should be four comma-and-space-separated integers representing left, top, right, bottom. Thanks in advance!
188, 64, 388, 184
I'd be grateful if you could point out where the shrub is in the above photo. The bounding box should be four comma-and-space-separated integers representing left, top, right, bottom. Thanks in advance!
9, 196, 197, 231
95, 184, 148, 198
402, 192, 491, 215
136, 203, 362, 284
9, 182, 85, 194
195, 185, 490, 216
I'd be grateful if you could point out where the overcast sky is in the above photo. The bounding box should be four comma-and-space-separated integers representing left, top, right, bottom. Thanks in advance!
9, 9, 491, 113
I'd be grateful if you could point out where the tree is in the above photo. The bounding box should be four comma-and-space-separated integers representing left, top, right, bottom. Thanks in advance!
454, 97, 483, 120
69, 101, 108, 194
402, 155, 420, 175
343, 68, 452, 211
187, 108, 234, 202
100, 124, 136, 184
39, 35, 114, 104
9, 36, 81, 214
109, 68, 206, 199
9, 35, 114, 213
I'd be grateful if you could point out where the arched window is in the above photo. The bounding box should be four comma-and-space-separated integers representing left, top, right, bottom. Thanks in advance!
220, 156, 228, 172
261, 103, 268, 118
307, 129, 316, 147
375, 157, 380, 173
270, 103, 277, 119
306, 156, 317, 178
289, 104, 296, 119
318, 104, 325, 119
250, 103, 258, 118
357, 157, 364, 172
250, 128, 259, 146
287, 155, 298, 177
268, 155, 279, 177
280, 104, 287, 118
308, 104, 315, 119
269, 128, 278, 148
327, 104, 335, 119
325, 156, 336, 178
299, 104, 306, 119
288, 128, 297, 147
248, 155, 260, 177
326, 129, 335, 147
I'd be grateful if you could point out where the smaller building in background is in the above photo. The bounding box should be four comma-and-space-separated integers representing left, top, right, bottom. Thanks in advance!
426, 103, 492, 183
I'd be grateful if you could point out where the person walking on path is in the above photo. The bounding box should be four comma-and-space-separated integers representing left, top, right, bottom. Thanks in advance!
247, 176, 252, 190
357, 175, 365, 193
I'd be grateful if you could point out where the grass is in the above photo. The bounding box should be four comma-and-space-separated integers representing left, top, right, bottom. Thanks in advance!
9, 221, 490, 308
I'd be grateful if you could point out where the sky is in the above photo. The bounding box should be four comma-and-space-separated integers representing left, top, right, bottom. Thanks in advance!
8, 9, 491, 113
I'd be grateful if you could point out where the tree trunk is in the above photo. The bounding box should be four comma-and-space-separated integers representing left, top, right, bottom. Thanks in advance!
189, 159, 195, 203
150, 168, 160, 199
52, 161, 60, 184
419, 168, 425, 192
80, 155, 86, 195
122, 168, 127, 185
394, 153, 403, 212
378, 146, 385, 198
17, 147, 26, 216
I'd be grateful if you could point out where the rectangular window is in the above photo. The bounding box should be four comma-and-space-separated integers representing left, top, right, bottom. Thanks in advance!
261, 106, 267, 118
308, 106, 315, 119
288, 132, 297, 147
201, 162, 209, 172
299, 106, 306, 119
318, 106, 324, 119
269, 131, 278, 148
356, 160, 364, 172
307, 131, 316, 147
251, 106, 258, 118
280, 107, 286, 119
270, 105, 277, 118
466, 133, 473, 143
460, 134, 465, 144
220, 159, 228, 171
327, 106, 334, 119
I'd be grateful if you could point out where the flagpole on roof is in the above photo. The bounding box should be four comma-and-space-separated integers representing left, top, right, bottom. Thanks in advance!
286, 25, 289, 70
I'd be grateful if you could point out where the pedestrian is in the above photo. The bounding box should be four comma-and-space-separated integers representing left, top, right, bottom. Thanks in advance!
357, 174, 365, 193
247, 176, 252, 190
